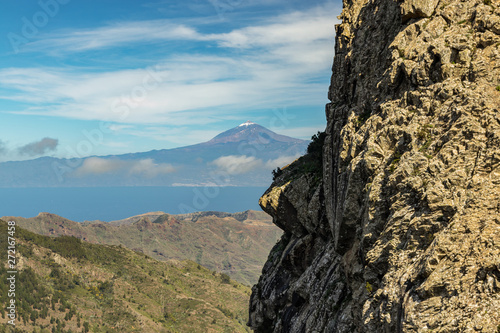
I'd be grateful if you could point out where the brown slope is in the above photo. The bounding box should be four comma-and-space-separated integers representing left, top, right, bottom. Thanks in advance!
3, 210, 282, 285
0, 219, 253, 333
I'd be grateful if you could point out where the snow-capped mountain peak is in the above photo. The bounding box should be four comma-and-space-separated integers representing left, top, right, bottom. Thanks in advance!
238, 121, 255, 127
206, 122, 305, 145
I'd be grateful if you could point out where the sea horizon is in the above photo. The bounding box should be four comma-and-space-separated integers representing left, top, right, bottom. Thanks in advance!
0, 186, 268, 222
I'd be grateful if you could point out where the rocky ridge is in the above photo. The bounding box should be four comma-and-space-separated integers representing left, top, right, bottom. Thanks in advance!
249, 0, 500, 332
4, 210, 281, 285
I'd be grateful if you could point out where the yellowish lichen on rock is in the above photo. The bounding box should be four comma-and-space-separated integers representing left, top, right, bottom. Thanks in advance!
249, 0, 500, 332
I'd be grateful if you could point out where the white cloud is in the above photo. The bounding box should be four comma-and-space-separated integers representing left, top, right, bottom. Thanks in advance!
211, 154, 303, 175
211, 155, 263, 175
25, 20, 202, 53
21, 3, 339, 55
1, 45, 331, 124
0, 4, 339, 125
108, 124, 135, 132
128, 158, 176, 177
0, 56, 326, 125
121, 126, 222, 145
74, 157, 175, 177
74, 157, 124, 175
264, 154, 301, 169
209, 14, 334, 49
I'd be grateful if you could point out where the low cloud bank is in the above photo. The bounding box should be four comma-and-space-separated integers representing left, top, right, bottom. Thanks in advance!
74, 157, 175, 177
211, 154, 300, 175
211, 155, 263, 175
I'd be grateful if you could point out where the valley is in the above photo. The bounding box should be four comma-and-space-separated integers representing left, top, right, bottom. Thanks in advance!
3, 210, 282, 286
0, 219, 255, 333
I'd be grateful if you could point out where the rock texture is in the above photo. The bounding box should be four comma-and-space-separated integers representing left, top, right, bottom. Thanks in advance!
249, 0, 500, 332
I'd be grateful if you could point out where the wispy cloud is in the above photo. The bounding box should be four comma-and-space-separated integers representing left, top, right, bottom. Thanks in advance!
211, 155, 263, 175
113, 126, 222, 146
21, 2, 336, 55
74, 157, 175, 177
264, 154, 301, 169
18, 137, 59, 156
128, 158, 176, 177
0, 55, 329, 125
74, 157, 123, 175
0, 3, 338, 128
25, 20, 202, 53
108, 124, 135, 132
209, 12, 334, 50
211, 153, 303, 175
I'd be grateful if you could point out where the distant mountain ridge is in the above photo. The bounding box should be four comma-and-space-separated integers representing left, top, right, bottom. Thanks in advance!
3, 209, 282, 285
0, 122, 308, 187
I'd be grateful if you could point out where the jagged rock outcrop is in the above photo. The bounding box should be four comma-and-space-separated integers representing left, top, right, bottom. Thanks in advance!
249, 0, 500, 332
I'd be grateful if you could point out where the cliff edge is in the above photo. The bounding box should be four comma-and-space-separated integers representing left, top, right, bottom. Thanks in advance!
249, 0, 500, 332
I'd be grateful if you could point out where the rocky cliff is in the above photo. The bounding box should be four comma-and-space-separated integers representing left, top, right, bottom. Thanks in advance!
249, 0, 500, 332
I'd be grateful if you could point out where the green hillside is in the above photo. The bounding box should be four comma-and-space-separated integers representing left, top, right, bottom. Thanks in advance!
0, 220, 253, 333
4, 210, 281, 285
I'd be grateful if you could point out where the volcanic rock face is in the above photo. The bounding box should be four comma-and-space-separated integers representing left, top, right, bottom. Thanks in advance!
249, 0, 500, 332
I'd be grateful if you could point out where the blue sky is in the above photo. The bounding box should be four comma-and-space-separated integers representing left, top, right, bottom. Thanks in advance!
0, 0, 341, 162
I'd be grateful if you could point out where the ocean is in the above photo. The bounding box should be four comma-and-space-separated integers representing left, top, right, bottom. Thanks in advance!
0, 186, 268, 222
